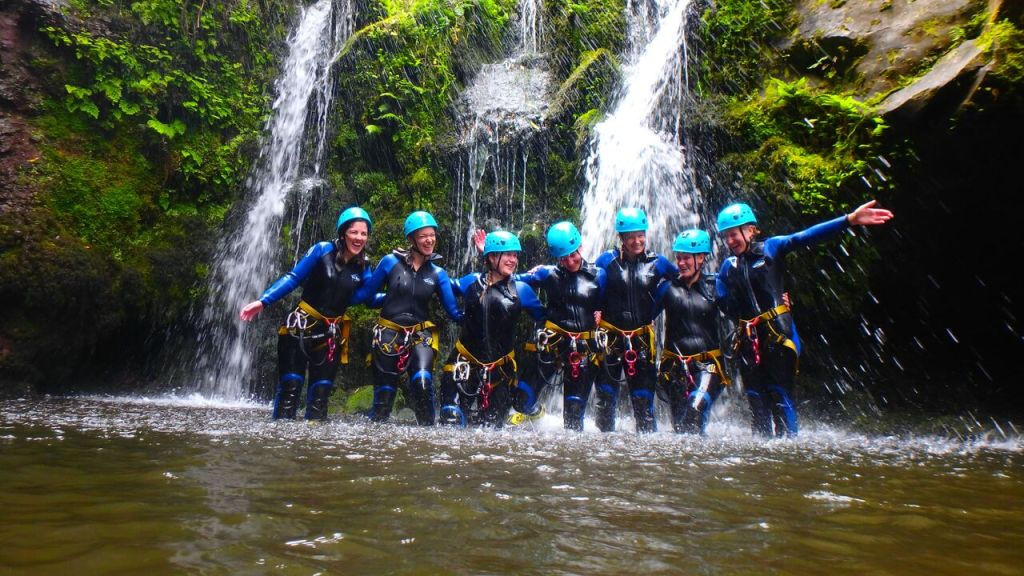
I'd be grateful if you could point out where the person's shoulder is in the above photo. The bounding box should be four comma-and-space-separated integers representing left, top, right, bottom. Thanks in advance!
594, 250, 616, 267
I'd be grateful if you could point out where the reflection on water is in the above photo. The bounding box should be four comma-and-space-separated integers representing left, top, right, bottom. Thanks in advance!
1, 397, 1022, 575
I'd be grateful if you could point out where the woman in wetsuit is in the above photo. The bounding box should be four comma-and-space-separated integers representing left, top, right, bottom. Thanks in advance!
654, 229, 730, 434
439, 231, 545, 428
593, 208, 677, 433
239, 207, 373, 421
355, 211, 463, 425
510, 221, 606, 431
715, 200, 893, 437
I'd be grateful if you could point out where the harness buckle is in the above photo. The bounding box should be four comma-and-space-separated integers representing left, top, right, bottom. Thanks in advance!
453, 359, 471, 382
594, 328, 609, 351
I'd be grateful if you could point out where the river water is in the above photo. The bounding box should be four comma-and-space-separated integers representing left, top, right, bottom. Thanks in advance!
1, 396, 1021, 575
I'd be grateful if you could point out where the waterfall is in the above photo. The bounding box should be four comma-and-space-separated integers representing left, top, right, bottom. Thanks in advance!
451, 0, 551, 271
189, 0, 354, 400
579, 0, 698, 259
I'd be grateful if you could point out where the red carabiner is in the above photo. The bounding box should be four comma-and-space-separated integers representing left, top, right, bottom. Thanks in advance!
568, 351, 583, 379
623, 348, 638, 377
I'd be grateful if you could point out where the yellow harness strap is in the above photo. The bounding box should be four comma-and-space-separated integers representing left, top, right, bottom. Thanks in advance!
375, 316, 440, 353
598, 319, 655, 351
738, 304, 799, 369
277, 301, 351, 364
444, 340, 517, 382
543, 320, 593, 341
661, 348, 731, 386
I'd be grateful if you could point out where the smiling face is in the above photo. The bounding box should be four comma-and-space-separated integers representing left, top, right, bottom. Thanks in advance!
341, 220, 369, 258
675, 251, 705, 283
558, 250, 583, 273
410, 227, 437, 255
722, 224, 756, 256
620, 231, 647, 257
488, 252, 519, 278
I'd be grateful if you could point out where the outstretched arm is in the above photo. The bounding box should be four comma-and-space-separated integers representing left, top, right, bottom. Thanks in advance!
847, 200, 894, 226
240, 242, 333, 321
353, 254, 397, 304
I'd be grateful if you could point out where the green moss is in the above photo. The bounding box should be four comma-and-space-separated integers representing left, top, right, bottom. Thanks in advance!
721, 78, 888, 215
978, 19, 1024, 84
698, 0, 796, 96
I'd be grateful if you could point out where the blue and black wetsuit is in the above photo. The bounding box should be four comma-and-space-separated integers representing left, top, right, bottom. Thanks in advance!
594, 249, 676, 433
260, 240, 370, 420
439, 273, 545, 427
516, 263, 606, 430
716, 215, 849, 437
653, 273, 729, 434
355, 249, 463, 425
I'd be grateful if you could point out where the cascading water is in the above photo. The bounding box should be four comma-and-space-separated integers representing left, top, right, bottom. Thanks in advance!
451, 0, 550, 270
579, 0, 698, 258
189, 0, 354, 400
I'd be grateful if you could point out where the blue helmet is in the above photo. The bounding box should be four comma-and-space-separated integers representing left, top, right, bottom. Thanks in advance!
615, 207, 648, 233
716, 203, 757, 232
546, 221, 582, 258
336, 206, 372, 233
482, 230, 522, 255
672, 229, 711, 254
403, 211, 438, 237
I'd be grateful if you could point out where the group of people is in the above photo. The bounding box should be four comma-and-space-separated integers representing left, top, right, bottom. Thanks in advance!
240, 199, 892, 437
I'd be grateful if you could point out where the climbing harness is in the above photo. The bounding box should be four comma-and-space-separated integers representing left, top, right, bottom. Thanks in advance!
444, 340, 517, 412
733, 304, 797, 369
372, 317, 438, 373
279, 301, 350, 365
598, 320, 655, 379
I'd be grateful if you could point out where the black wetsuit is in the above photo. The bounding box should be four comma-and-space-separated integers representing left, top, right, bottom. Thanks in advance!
653, 273, 727, 434
594, 249, 676, 433
260, 241, 370, 420
716, 215, 849, 437
516, 263, 606, 430
355, 249, 463, 425
439, 272, 545, 427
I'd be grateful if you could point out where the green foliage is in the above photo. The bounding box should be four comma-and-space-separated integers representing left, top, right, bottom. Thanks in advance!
547, 0, 626, 79
979, 19, 1024, 84
698, 0, 795, 95
723, 78, 889, 214
42, 0, 286, 199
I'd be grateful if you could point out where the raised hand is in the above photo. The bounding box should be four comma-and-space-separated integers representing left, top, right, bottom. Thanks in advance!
848, 200, 894, 226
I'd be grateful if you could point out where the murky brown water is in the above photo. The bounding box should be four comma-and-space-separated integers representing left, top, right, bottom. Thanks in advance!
1, 396, 1022, 575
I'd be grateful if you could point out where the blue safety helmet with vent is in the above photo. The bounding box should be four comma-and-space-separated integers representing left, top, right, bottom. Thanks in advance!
615, 207, 648, 233
336, 207, 372, 233
403, 211, 438, 237
673, 229, 711, 254
716, 203, 757, 233
546, 221, 582, 259
482, 230, 522, 255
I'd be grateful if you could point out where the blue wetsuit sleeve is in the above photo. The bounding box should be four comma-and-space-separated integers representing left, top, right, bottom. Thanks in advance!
654, 254, 676, 280
594, 250, 614, 270
514, 265, 551, 286
715, 259, 736, 318
453, 273, 479, 297
368, 293, 386, 308
259, 242, 333, 306
652, 280, 670, 319
354, 254, 397, 303
516, 281, 547, 321
765, 215, 849, 259
596, 267, 607, 304
436, 268, 465, 323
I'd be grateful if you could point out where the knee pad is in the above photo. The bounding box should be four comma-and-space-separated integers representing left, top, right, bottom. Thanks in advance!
631, 388, 655, 412
412, 370, 433, 391
368, 385, 396, 421
440, 404, 467, 427
304, 379, 333, 420
272, 373, 303, 420
514, 380, 537, 413
768, 385, 798, 435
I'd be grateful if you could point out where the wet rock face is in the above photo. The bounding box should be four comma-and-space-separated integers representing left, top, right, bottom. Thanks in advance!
787, 0, 986, 95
